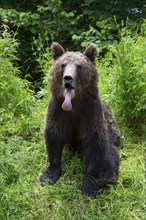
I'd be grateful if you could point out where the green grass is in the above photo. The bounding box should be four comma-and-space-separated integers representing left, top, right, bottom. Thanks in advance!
0, 127, 145, 220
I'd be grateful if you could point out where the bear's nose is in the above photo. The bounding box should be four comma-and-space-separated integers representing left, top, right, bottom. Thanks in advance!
63, 75, 73, 85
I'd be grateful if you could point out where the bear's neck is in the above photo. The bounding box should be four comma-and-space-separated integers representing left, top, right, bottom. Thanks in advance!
72, 85, 100, 113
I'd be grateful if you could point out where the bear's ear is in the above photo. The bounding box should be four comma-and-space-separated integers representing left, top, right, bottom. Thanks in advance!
51, 42, 65, 60
83, 44, 98, 63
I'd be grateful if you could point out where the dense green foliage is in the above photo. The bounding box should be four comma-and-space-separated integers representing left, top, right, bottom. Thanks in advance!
0, 26, 44, 138
0, 0, 146, 84
0, 26, 33, 116
99, 21, 146, 130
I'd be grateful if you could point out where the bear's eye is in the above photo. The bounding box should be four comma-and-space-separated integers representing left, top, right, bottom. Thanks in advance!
77, 64, 82, 71
60, 63, 66, 69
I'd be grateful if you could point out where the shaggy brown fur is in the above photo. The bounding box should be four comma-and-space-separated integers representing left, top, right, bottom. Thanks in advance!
40, 42, 120, 198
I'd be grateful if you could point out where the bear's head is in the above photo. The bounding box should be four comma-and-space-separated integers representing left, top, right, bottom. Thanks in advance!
50, 42, 98, 111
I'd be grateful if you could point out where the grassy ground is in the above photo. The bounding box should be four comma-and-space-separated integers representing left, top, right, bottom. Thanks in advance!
0, 120, 145, 220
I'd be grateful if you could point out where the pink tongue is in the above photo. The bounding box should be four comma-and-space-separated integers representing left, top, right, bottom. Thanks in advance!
62, 90, 73, 111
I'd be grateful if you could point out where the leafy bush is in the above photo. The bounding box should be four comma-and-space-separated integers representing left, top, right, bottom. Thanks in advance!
99, 22, 146, 131
0, 1, 145, 83
0, 25, 35, 116
0, 25, 43, 138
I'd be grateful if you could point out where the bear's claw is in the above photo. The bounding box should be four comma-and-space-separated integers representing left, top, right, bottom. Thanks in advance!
40, 168, 62, 185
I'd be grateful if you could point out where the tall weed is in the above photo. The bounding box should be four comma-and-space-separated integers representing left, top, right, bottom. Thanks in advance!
0, 25, 35, 116
99, 21, 146, 131
0, 25, 42, 138
32, 35, 52, 102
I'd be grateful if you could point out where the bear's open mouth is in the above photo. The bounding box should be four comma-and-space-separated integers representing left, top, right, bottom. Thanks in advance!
64, 83, 74, 90
62, 88, 75, 111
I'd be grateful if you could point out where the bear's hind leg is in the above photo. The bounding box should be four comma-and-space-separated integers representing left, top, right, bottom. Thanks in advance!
99, 145, 119, 187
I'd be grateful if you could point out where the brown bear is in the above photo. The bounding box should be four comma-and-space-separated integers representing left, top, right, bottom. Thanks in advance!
40, 42, 120, 198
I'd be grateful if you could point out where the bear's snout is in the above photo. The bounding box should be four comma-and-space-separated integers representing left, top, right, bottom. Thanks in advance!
63, 75, 73, 87
63, 73, 75, 91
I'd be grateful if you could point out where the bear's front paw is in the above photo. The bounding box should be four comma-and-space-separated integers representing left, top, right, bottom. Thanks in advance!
40, 167, 62, 185
82, 176, 99, 198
